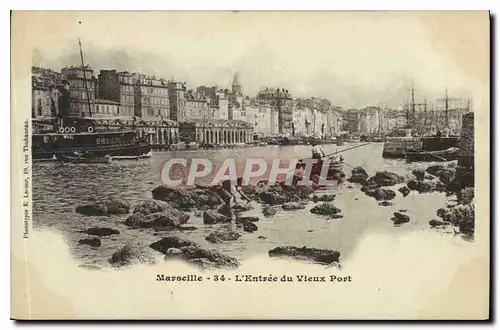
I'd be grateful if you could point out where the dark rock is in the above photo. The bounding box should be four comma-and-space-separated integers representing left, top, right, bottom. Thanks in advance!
262, 205, 277, 216
257, 236, 267, 239
149, 236, 198, 254
203, 210, 231, 224
378, 201, 393, 207
310, 203, 341, 216
312, 194, 336, 202
425, 165, 455, 185
457, 187, 474, 205
82, 227, 120, 237
398, 186, 411, 197
437, 204, 475, 235
412, 169, 426, 181
330, 214, 344, 219
78, 237, 101, 247
178, 246, 239, 268
429, 219, 448, 227
407, 179, 435, 193
366, 171, 405, 187
399, 209, 407, 213
109, 243, 157, 267
282, 202, 306, 210
232, 203, 254, 212
217, 204, 233, 218
133, 200, 170, 215
391, 212, 410, 225
124, 210, 188, 229
206, 229, 241, 243
424, 174, 435, 180
437, 208, 447, 218
347, 185, 354, 189
76, 196, 130, 216
259, 183, 314, 205
178, 224, 198, 231
269, 246, 341, 264
347, 166, 369, 184
151, 185, 221, 211
447, 204, 455, 209
365, 188, 396, 201
307, 229, 314, 232
237, 216, 260, 223
242, 222, 258, 233
259, 191, 289, 205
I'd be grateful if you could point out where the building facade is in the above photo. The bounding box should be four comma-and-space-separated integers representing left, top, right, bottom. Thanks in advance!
257, 88, 293, 135
98, 70, 135, 117
167, 81, 187, 122
179, 119, 254, 144
93, 99, 121, 118
32, 82, 60, 119
133, 74, 170, 119
61, 65, 97, 117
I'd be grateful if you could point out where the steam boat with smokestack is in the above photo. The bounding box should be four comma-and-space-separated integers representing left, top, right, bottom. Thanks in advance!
32, 117, 151, 161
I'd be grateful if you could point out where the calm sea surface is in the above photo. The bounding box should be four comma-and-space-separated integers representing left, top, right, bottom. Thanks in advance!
32, 143, 463, 267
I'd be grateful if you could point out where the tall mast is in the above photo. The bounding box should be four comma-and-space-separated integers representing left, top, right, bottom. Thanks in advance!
411, 79, 415, 128
79, 39, 92, 117
444, 88, 449, 129
423, 98, 427, 129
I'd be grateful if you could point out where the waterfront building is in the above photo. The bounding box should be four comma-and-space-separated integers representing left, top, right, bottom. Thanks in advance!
93, 99, 121, 118
358, 106, 381, 135
327, 106, 344, 136
61, 65, 97, 117
167, 80, 187, 122
32, 78, 60, 119
133, 74, 170, 119
257, 87, 293, 135
97, 70, 135, 117
344, 110, 361, 133
179, 119, 253, 144
197, 86, 229, 120
182, 90, 209, 122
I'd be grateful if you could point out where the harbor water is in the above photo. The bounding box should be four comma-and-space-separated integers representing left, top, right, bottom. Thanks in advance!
32, 143, 468, 268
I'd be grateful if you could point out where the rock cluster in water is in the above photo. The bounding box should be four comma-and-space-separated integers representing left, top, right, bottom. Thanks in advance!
73, 159, 474, 270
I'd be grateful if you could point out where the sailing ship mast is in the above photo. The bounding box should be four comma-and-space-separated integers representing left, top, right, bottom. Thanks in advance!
78, 39, 93, 117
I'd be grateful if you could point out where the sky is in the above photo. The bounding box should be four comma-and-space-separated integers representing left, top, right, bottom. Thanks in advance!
29, 11, 489, 109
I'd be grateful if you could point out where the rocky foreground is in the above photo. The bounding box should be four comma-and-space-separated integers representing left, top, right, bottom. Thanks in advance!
75, 161, 474, 270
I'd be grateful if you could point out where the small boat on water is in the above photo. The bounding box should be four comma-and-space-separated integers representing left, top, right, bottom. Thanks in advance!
112, 151, 152, 160
405, 147, 460, 162
56, 153, 113, 164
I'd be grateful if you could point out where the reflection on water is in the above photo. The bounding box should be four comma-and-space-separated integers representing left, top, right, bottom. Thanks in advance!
33, 143, 462, 267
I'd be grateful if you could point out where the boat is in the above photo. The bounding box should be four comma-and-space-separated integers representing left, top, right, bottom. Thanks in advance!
405, 147, 459, 162
112, 151, 152, 160
32, 117, 151, 160
56, 153, 113, 164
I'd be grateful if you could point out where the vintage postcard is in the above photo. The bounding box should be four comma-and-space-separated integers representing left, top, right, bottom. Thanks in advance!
11, 11, 490, 320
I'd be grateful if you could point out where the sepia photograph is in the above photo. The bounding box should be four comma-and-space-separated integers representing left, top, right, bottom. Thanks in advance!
10, 10, 490, 320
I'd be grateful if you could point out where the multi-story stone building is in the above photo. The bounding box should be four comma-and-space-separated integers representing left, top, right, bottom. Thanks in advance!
32, 79, 60, 119
167, 80, 187, 122
133, 74, 170, 119
61, 65, 97, 117
182, 91, 209, 122
196, 86, 229, 120
257, 87, 293, 135
93, 99, 121, 118
358, 106, 381, 134
97, 70, 135, 117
